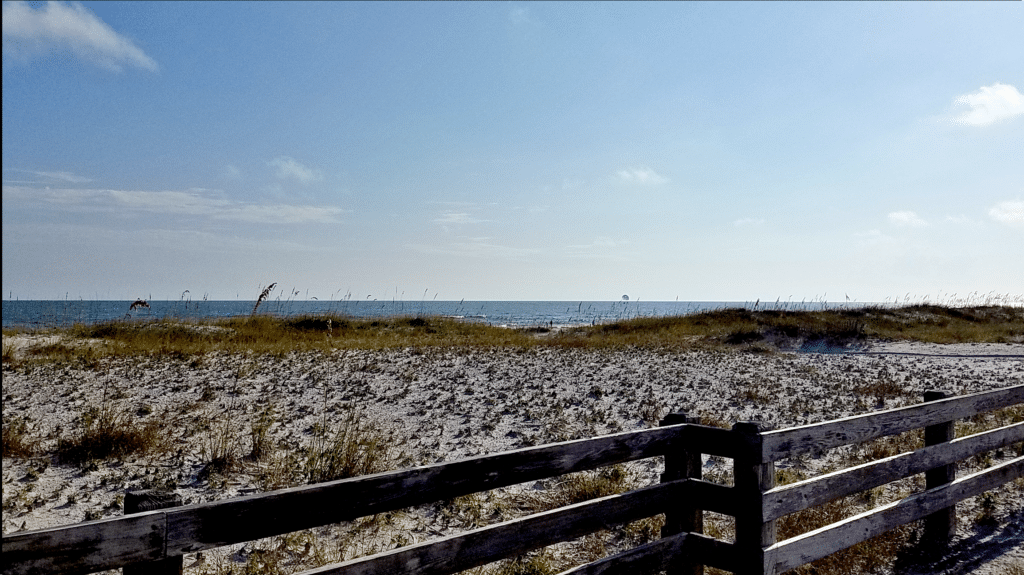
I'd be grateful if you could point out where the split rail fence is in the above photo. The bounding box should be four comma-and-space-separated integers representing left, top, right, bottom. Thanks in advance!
3, 384, 1023, 575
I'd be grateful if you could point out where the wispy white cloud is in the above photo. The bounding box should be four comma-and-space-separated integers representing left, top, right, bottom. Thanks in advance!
615, 167, 668, 185
268, 156, 322, 184
2, 185, 347, 224
2, 1, 158, 72
563, 237, 632, 260
4, 220, 324, 255
988, 200, 1024, 225
733, 217, 766, 227
434, 211, 488, 225
565, 237, 628, 250
951, 83, 1024, 127
942, 215, 974, 225
4, 168, 92, 184
223, 164, 242, 180
888, 211, 928, 228
407, 240, 538, 261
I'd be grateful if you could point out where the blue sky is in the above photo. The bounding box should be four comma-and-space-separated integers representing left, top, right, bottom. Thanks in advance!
3, 1, 1022, 302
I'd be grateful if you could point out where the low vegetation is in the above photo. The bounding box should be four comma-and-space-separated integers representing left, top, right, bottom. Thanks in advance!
561, 304, 1024, 348
304, 408, 409, 484
3, 304, 1022, 367
2, 416, 35, 458
2, 302, 1021, 574
56, 403, 165, 466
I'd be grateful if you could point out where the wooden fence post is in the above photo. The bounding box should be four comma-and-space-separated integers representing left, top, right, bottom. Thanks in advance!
733, 421, 775, 575
123, 489, 183, 575
660, 412, 703, 575
923, 390, 956, 551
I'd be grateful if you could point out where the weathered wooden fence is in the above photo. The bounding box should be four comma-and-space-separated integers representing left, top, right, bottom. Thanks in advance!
3, 384, 1022, 575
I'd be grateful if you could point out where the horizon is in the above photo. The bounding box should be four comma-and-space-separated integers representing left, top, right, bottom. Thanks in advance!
4, 288, 1022, 305
3, 2, 1022, 301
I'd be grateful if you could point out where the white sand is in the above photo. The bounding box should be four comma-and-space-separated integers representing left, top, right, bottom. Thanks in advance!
2, 339, 1022, 573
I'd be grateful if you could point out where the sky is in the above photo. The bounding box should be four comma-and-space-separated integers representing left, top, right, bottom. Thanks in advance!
2, 1, 1022, 302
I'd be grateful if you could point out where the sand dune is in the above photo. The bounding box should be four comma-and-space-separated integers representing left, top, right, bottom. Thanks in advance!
3, 340, 1022, 573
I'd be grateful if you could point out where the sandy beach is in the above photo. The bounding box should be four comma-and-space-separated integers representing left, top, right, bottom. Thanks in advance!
3, 339, 1023, 574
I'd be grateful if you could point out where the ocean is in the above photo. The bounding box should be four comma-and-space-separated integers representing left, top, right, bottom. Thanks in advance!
1, 299, 863, 329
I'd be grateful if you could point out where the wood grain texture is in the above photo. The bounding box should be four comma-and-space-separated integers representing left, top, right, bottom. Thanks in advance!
762, 385, 1023, 462
294, 479, 691, 575
164, 425, 685, 555
766, 456, 1024, 574
922, 390, 957, 547
1, 511, 165, 575
2, 423, 686, 575
762, 422, 1024, 521
682, 423, 746, 459
732, 422, 775, 575
123, 490, 183, 575
555, 532, 739, 575
661, 413, 703, 575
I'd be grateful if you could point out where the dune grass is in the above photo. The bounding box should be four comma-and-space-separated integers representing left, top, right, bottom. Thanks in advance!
2, 416, 36, 458
3, 304, 1022, 366
55, 403, 166, 466
556, 304, 1024, 348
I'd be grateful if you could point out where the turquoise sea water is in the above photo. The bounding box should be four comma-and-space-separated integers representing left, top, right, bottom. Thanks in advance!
1, 299, 866, 329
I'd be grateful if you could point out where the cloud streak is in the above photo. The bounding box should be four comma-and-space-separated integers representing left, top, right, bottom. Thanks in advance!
562, 237, 632, 260
434, 211, 489, 225
888, 211, 928, 228
733, 218, 766, 227
4, 168, 93, 184
2, 1, 158, 72
989, 200, 1023, 225
407, 240, 538, 261
951, 83, 1024, 127
615, 167, 668, 185
268, 156, 322, 184
3, 185, 347, 224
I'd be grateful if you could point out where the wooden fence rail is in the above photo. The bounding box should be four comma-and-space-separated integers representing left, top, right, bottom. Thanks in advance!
3, 384, 1022, 575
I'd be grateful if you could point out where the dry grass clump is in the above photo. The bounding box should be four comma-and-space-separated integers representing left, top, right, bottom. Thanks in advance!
776, 496, 915, 575
197, 407, 243, 481
2, 416, 36, 458
523, 465, 635, 514
486, 550, 559, 575
305, 408, 408, 484
56, 404, 165, 466
188, 398, 408, 489
249, 404, 275, 461
2, 340, 16, 365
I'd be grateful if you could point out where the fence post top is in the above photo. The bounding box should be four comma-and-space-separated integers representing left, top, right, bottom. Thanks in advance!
660, 412, 696, 427
733, 420, 766, 434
